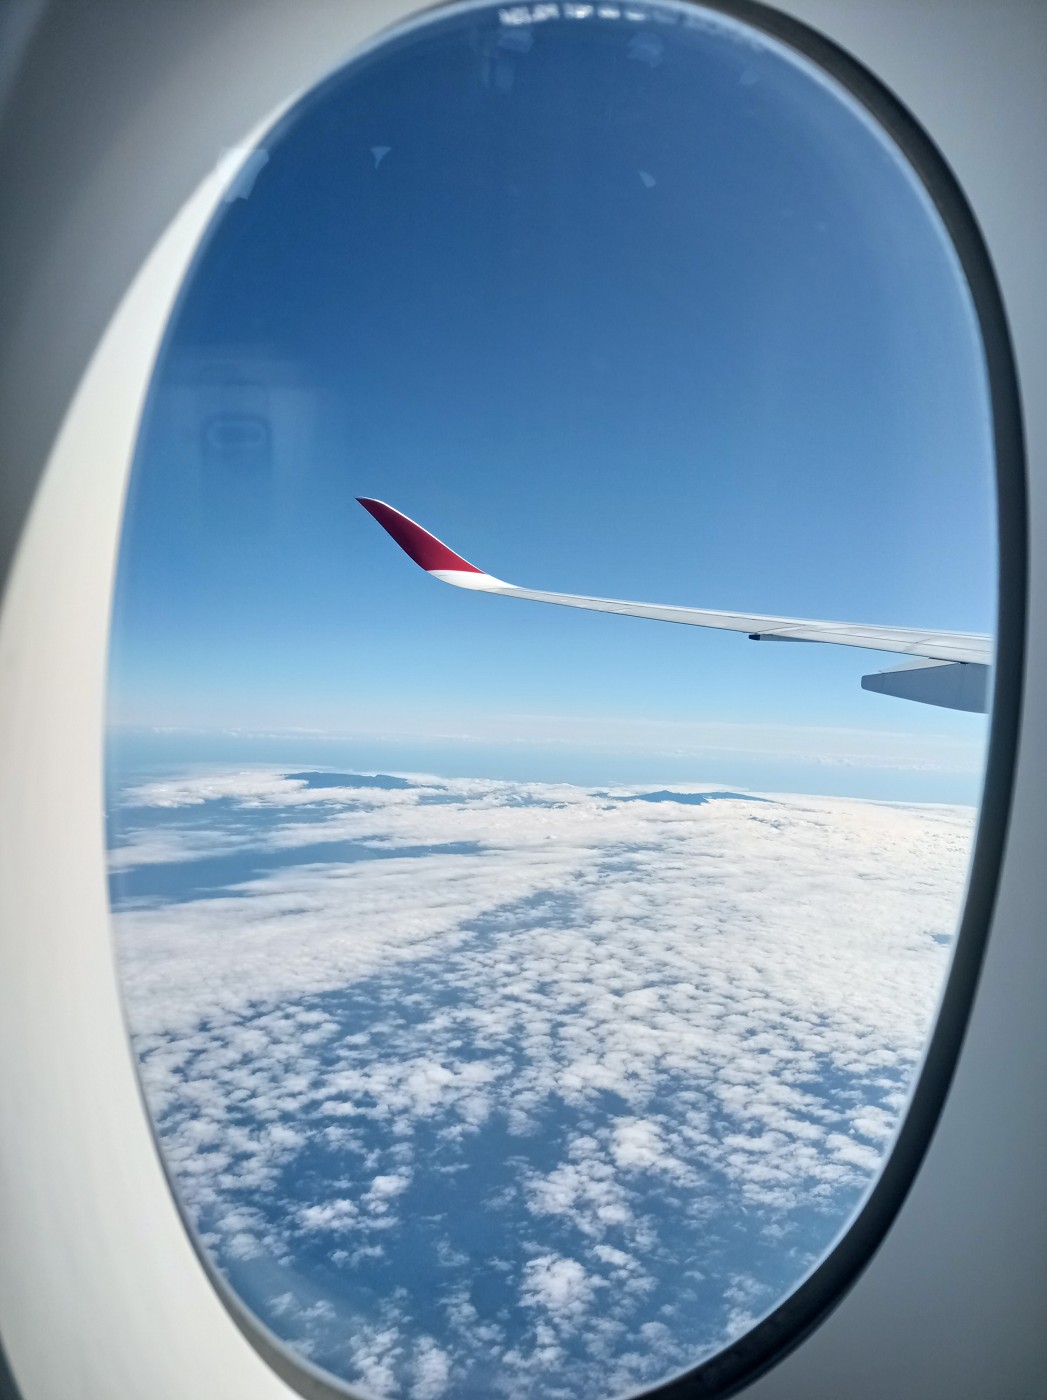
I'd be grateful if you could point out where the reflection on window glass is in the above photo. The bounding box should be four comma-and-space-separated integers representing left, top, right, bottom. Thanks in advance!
106, 2, 996, 1396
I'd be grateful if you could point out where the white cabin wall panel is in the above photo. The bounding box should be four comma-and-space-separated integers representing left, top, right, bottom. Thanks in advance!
0, 3, 1042, 1399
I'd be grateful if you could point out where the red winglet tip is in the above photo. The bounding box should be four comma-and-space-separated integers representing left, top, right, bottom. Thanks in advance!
357, 498, 482, 574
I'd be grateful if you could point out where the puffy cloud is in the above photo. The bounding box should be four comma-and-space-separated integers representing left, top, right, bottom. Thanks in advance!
411, 1339, 452, 1400
522, 1255, 603, 1320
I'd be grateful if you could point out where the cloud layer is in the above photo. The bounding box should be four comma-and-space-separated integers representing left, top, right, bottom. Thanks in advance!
110, 768, 974, 1398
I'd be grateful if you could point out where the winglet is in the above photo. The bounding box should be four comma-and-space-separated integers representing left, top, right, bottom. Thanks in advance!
358, 497, 512, 590
357, 498, 482, 574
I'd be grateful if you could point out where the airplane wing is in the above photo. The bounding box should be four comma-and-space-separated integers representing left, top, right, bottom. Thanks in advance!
357, 498, 993, 712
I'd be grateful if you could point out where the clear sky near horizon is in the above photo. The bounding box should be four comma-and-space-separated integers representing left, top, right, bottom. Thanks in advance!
106, 0, 996, 802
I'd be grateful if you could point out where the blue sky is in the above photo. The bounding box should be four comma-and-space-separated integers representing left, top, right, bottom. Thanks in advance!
107, 0, 996, 801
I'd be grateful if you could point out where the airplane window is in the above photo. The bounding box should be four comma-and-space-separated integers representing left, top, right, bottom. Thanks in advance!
105, 2, 997, 1396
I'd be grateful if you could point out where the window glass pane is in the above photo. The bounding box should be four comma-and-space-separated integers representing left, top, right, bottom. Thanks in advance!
106, 3, 996, 1396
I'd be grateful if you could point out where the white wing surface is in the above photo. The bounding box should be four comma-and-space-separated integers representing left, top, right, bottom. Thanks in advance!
358, 498, 993, 710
